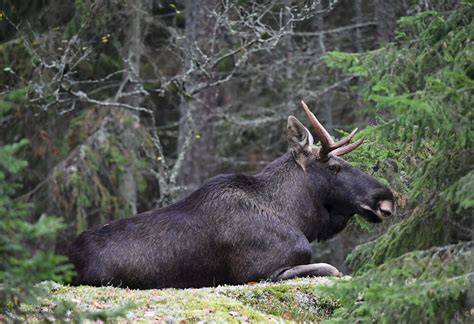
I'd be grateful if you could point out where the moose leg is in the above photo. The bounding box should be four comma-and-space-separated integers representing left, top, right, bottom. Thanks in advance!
270, 263, 342, 281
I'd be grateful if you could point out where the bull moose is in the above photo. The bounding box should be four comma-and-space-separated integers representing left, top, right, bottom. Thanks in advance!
68, 101, 395, 289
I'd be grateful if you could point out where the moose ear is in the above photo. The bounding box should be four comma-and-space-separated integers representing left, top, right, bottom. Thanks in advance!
287, 116, 314, 169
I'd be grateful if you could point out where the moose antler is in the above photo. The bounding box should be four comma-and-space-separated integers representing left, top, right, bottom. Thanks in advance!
301, 101, 364, 159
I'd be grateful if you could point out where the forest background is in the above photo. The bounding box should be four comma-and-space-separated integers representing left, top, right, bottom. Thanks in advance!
0, 0, 472, 322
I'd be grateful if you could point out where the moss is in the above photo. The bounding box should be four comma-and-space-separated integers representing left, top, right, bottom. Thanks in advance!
222, 279, 341, 321
29, 278, 341, 322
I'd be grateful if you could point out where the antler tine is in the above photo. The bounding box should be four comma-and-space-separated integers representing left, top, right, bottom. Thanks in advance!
301, 101, 365, 158
301, 101, 333, 150
330, 127, 359, 150
331, 137, 365, 157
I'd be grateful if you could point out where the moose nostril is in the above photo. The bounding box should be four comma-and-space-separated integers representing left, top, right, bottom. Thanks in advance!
379, 200, 394, 217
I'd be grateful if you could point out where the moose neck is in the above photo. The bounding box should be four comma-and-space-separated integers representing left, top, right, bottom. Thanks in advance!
256, 152, 334, 242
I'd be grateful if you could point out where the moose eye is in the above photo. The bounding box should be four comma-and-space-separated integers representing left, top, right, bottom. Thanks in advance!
328, 164, 341, 173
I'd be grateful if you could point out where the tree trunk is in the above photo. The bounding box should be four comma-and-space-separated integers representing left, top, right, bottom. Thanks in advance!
116, 0, 152, 214
177, 0, 221, 196
374, 0, 396, 45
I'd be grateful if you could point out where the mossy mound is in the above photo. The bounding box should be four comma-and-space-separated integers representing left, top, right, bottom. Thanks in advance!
32, 277, 341, 322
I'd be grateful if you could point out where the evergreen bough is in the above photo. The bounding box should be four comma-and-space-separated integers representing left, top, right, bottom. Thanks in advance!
322, 2, 473, 321
0, 139, 74, 321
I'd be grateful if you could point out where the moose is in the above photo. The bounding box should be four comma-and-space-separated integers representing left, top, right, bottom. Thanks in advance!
68, 101, 395, 289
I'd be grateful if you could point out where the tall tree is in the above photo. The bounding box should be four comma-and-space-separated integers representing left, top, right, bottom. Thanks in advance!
115, 0, 152, 215
177, 0, 221, 194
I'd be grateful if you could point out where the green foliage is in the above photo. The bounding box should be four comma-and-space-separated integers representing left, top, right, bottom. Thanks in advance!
0, 139, 28, 176
75, 52, 124, 81
322, 3, 474, 322
324, 1, 473, 249
321, 242, 472, 323
0, 140, 74, 321
0, 86, 28, 116
346, 205, 445, 274
335, 126, 405, 188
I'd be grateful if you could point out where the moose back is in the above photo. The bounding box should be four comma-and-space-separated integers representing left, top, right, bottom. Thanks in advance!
68, 101, 395, 289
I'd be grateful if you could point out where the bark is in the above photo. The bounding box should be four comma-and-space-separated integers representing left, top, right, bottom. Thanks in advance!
374, 0, 396, 45
116, 0, 152, 214
177, 0, 221, 195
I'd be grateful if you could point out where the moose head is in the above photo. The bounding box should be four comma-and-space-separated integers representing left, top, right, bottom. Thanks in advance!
286, 101, 395, 239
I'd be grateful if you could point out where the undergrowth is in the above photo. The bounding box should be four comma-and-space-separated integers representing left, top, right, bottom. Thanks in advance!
321, 242, 472, 323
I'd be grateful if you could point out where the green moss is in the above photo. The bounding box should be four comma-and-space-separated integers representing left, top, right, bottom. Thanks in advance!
223, 280, 341, 321
29, 278, 341, 322
175, 290, 270, 322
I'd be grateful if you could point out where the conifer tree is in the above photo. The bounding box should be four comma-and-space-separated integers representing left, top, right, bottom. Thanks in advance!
0, 140, 74, 321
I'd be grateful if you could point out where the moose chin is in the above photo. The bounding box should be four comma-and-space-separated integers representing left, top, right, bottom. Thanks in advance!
68, 101, 395, 289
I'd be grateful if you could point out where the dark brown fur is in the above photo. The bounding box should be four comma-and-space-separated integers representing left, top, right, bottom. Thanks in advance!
68, 117, 394, 289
